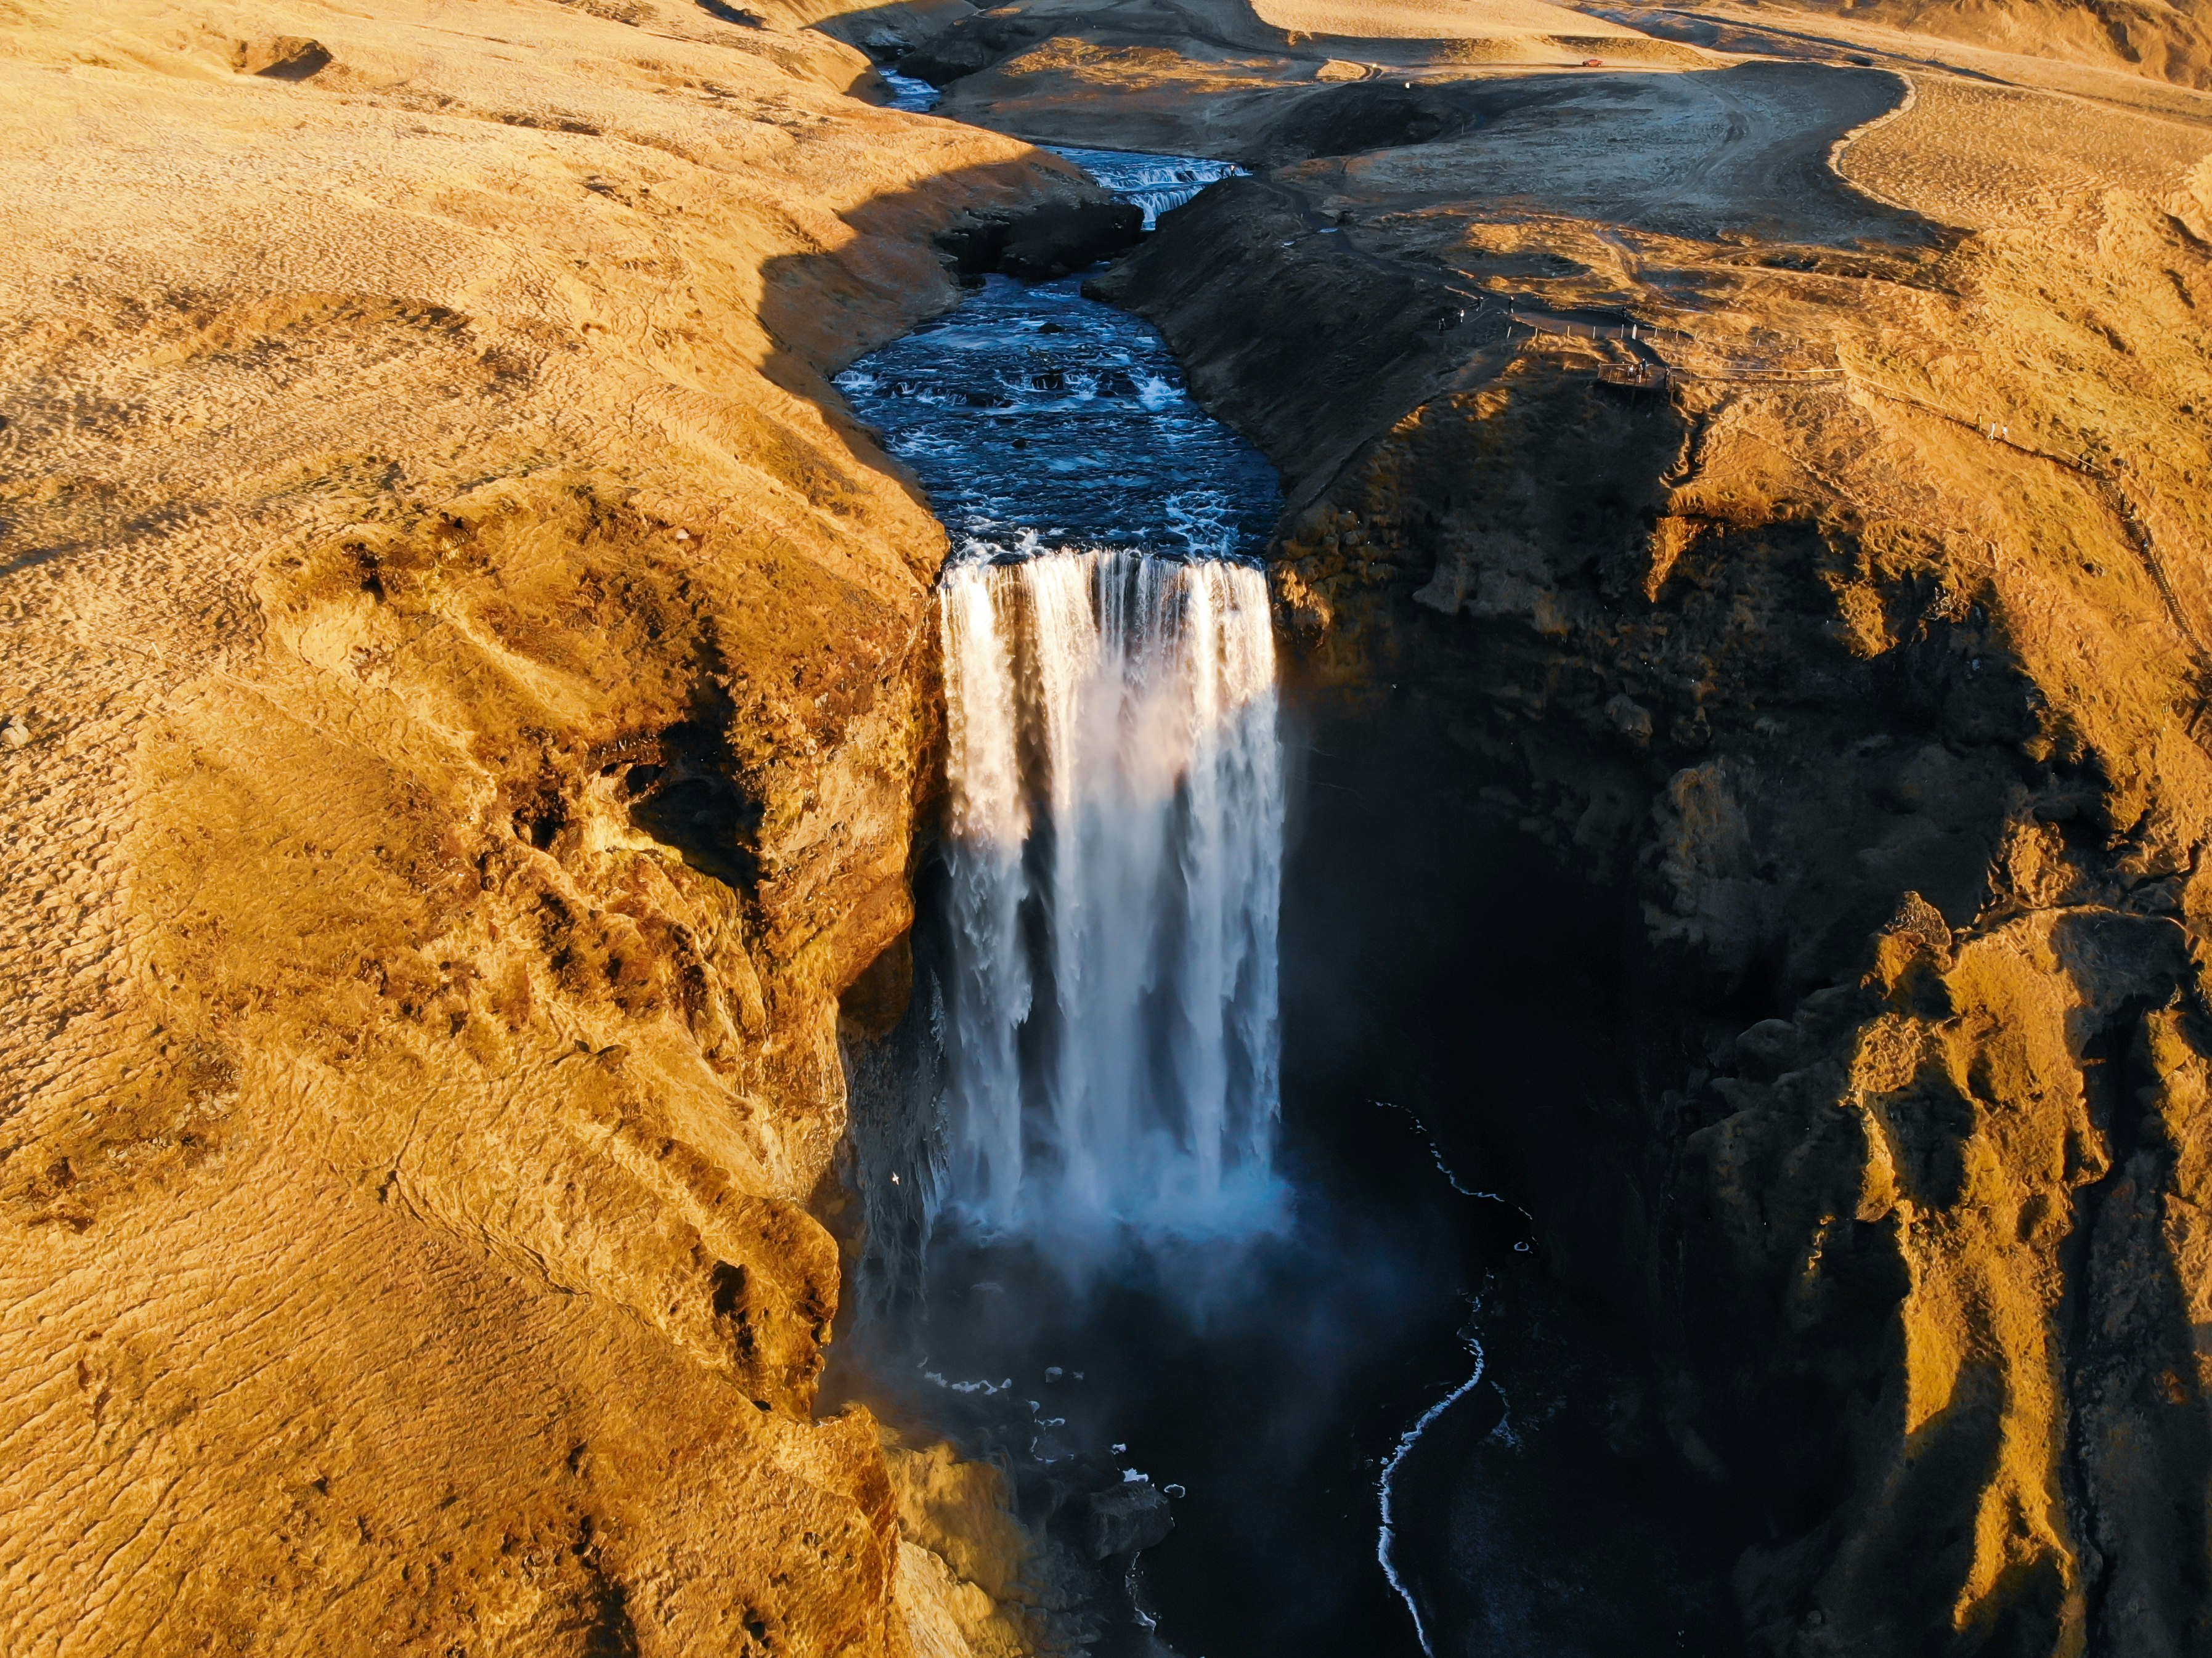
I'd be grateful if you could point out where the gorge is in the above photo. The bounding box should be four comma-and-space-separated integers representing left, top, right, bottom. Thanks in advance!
8, 0, 2212, 1655
823, 162, 1497, 1656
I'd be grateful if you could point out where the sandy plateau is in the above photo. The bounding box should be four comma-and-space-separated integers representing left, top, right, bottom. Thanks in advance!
0, 1, 1116, 1652
12, 0, 2212, 1651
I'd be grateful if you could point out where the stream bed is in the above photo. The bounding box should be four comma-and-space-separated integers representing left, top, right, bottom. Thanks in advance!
824, 132, 1506, 1657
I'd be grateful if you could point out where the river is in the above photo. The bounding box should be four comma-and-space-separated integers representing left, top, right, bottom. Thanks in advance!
824, 112, 1495, 1658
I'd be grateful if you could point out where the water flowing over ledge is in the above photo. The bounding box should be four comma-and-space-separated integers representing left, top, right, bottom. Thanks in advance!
937, 549, 1287, 1250
836, 133, 1288, 1262
878, 67, 1245, 235
1046, 148, 1245, 230
834, 279, 1277, 563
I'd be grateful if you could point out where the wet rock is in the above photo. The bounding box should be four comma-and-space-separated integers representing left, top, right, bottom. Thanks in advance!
938, 201, 1144, 282
1084, 1481, 1174, 1559
998, 201, 1145, 280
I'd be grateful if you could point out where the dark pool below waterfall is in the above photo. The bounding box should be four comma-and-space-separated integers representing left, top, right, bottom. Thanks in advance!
822, 134, 1518, 1658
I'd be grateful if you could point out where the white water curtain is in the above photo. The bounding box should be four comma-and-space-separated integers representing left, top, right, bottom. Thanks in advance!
935, 550, 1286, 1250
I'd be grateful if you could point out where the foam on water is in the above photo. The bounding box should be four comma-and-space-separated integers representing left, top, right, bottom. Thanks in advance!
1044, 145, 1245, 229
879, 67, 941, 111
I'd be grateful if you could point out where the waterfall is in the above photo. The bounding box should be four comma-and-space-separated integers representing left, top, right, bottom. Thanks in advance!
935, 548, 1286, 1250
1044, 147, 1246, 229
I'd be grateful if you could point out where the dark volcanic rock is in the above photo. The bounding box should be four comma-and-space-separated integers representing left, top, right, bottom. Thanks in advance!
901, 12, 1056, 84
1087, 176, 1482, 503
941, 199, 1145, 281
1086, 1481, 1176, 1559
1084, 87, 2212, 1657
1000, 200, 1145, 279
1253, 78, 1570, 166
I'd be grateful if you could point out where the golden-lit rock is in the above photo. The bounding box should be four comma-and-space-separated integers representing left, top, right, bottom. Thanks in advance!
0, 0, 1100, 1650
947, 0, 2212, 1645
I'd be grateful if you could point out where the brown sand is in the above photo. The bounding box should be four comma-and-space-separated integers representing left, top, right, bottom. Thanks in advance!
0, 1, 1095, 1652
1254, 0, 1644, 39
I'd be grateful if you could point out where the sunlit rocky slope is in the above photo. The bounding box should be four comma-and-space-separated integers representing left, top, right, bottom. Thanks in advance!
0, 2, 1104, 1651
15, 0, 2212, 1650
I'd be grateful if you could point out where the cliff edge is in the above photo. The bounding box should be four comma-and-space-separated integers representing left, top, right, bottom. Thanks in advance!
0, 2, 1088, 1651
1089, 45, 2212, 1658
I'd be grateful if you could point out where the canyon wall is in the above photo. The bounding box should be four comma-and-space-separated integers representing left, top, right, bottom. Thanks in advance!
0, 2, 1083, 1651
15, 0, 2212, 1649
1088, 51, 2212, 1658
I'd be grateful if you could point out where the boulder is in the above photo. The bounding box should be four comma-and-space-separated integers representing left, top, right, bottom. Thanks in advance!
1084, 1481, 1174, 1559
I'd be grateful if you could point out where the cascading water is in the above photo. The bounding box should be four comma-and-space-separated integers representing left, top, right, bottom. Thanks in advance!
1045, 147, 1245, 229
937, 549, 1285, 1247
877, 67, 942, 112
834, 138, 1288, 1259
874, 66, 1242, 228
828, 138, 1491, 1658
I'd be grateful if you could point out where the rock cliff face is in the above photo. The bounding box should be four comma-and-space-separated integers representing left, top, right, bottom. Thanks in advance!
0, 2, 1097, 1651
1076, 41, 2212, 1658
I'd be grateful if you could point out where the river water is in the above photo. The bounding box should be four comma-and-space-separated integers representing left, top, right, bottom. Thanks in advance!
828, 121, 1490, 1657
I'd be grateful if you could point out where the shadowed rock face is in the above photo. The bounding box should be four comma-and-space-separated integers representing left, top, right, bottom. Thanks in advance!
904, 9, 1062, 83
938, 198, 1149, 278
1254, 77, 1564, 161
1060, 31, 2212, 1658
